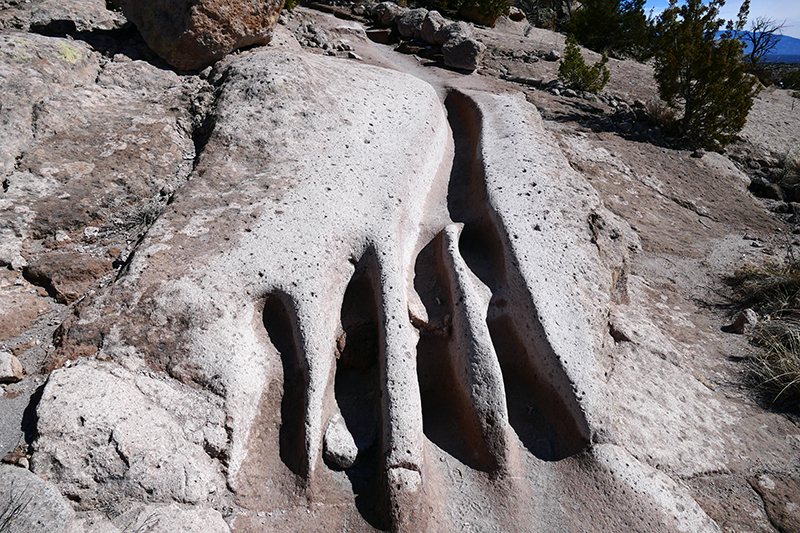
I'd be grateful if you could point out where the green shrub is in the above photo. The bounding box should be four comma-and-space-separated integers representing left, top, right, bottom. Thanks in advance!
785, 70, 800, 90
442, 0, 509, 19
563, 0, 655, 60
558, 35, 610, 93
654, 0, 757, 150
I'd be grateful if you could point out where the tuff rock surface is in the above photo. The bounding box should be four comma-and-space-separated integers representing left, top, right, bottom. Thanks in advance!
1, 2, 799, 533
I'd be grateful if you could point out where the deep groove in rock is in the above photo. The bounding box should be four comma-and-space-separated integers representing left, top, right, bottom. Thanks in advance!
487, 315, 587, 460
335, 256, 391, 531
262, 293, 308, 478
414, 233, 498, 472
444, 89, 590, 461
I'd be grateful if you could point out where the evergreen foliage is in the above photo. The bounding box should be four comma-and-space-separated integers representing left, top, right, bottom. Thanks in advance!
654, 0, 757, 150
563, 0, 655, 60
558, 35, 610, 93
442, 0, 510, 19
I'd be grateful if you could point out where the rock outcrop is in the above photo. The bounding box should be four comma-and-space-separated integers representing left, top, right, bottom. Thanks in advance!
1, 2, 799, 533
111, 0, 285, 70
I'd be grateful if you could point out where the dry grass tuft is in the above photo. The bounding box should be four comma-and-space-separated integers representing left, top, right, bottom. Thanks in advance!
750, 315, 800, 408
728, 261, 800, 410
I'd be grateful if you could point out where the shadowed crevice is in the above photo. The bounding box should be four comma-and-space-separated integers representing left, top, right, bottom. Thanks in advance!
334, 255, 391, 531
414, 233, 499, 472
262, 293, 308, 478
443, 88, 590, 461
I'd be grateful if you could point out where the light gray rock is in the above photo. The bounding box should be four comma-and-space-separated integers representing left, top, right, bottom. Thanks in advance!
0, 464, 76, 533
49, 48, 450, 528
0, 351, 24, 382
442, 35, 485, 71
434, 20, 471, 46
0, 0, 125, 33
421, 10, 447, 45
396, 7, 428, 40
371, 1, 406, 26
323, 411, 358, 469
32, 361, 228, 508
107, 502, 231, 533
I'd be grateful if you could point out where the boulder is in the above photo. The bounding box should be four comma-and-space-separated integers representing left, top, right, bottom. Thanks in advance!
33, 362, 228, 508
443, 34, 485, 71
111, 0, 284, 70
433, 20, 471, 46
458, 4, 499, 27
421, 10, 447, 45
371, 1, 406, 27
396, 7, 428, 40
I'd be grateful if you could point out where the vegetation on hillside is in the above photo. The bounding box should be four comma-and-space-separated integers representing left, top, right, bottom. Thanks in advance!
653, 0, 757, 150
558, 35, 610, 93
563, 0, 655, 60
728, 261, 800, 411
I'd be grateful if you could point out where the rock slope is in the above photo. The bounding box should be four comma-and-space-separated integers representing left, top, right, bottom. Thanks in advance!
1, 2, 799, 532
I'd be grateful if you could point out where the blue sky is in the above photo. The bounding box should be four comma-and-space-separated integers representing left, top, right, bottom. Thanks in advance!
643, 0, 800, 39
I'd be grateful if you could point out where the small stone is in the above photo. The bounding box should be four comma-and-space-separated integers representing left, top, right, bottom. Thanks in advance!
564, 88, 577, 98
442, 34, 485, 71
83, 226, 100, 242
731, 308, 758, 334
545, 49, 560, 61
0, 351, 25, 383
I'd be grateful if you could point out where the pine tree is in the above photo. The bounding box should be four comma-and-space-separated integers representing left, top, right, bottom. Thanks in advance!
654, 0, 757, 150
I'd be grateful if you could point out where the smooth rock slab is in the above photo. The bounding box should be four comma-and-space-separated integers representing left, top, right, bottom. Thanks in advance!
112, 0, 285, 70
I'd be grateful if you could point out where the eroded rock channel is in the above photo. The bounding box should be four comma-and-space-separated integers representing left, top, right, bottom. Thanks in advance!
1, 18, 738, 533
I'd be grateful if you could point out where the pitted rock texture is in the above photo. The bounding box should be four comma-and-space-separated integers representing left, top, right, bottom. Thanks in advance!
2, 6, 799, 533
0, 464, 76, 533
35, 45, 718, 532
111, 0, 285, 70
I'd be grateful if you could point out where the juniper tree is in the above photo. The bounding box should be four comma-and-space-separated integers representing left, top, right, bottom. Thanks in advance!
564, 0, 655, 60
558, 35, 610, 93
654, 0, 757, 150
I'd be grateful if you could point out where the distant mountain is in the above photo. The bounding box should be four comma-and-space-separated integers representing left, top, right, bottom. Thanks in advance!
716, 31, 800, 63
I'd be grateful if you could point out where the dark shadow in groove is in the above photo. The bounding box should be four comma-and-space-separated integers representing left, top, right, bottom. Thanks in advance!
414, 235, 498, 472
444, 90, 506, 291
262, 293, 307, 477
443, 88, 589, 461
336, 262, 390, 531
488, 315, 589, 461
